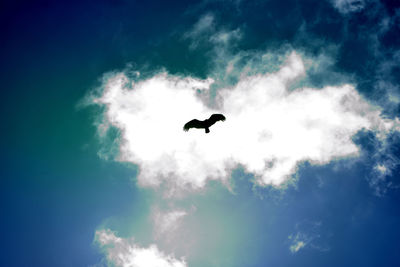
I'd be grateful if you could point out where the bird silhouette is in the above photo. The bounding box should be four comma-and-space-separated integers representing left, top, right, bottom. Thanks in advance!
183, 114, 226, 133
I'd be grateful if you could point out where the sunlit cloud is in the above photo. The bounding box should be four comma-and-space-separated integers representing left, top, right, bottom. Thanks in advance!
95, 229, 187, 267
92, 50, 399, 191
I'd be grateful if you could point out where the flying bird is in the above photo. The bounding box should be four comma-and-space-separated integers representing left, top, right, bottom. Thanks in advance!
183, 114, 226, 133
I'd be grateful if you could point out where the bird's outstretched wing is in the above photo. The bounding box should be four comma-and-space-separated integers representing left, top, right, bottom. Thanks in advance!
183, 119, 202, 131
208, 114, 226, 125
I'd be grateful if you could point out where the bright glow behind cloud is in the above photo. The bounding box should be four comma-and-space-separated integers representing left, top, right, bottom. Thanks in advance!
94, 52, 397, 189
96, 229, 187, 267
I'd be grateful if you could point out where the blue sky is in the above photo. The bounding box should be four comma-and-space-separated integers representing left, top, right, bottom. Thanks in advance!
1, 0, 400, 266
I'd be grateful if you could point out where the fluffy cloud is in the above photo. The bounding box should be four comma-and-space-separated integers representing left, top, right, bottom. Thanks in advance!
93, 51, 398, 190
95, 229, 187, 267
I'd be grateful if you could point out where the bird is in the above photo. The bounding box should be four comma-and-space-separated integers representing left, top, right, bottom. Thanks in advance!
183, 113, 226, 133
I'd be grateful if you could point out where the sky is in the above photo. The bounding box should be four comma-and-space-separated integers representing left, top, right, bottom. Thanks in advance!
1, 0, 400, 266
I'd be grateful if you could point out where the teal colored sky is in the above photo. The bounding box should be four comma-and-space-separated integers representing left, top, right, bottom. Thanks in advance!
2, 0, 400, 266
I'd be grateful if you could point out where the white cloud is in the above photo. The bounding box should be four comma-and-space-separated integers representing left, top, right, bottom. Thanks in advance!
95, 229, 187, 267
331, 0, 366, 14
93, 51, 398, 190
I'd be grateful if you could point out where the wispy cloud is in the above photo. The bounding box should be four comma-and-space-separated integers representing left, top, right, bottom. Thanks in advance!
152, 208, 188, 238
183, 13, 241, 49
183, 14, 215, 49
288, 221, 329, 253
368, 139, 400, 196
331, 0, 367, 14
289, 238, 307, 253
